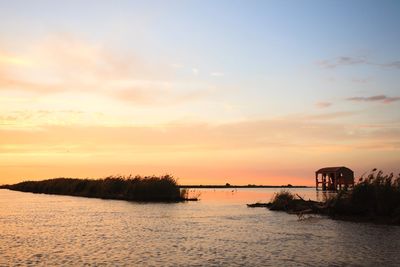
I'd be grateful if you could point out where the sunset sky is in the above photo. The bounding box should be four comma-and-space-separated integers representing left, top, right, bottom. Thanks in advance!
1, 0, 399, 185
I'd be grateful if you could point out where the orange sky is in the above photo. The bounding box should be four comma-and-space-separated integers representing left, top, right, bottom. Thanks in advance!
1, 2, 400, 185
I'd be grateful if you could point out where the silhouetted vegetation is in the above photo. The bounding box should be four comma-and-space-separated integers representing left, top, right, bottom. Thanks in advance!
1, 175, 196, 202
329, 170, 400, 222
268, 190, 296, 210
264, 190, 321, 213
249, 170, 400, 225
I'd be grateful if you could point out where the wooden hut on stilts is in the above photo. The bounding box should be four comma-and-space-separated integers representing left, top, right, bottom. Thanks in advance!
315, 166, 354, 191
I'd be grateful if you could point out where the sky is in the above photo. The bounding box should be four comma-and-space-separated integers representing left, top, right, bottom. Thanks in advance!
1, 0, 399, 185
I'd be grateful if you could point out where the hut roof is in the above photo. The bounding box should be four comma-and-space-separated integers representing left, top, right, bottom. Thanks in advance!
316, 166, 353, 174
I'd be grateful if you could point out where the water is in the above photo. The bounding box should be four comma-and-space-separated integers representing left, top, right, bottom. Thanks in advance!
1, 188, 400, 266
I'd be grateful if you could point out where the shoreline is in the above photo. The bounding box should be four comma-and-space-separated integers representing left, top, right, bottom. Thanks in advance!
247, 191, 400, 226
0, 188, 198, 202
1, 185, 311, 189
179, 185, 310, 189
248, 202, 400, 226
0, 176, 197, 202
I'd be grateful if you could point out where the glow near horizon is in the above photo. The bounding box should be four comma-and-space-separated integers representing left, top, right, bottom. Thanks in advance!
0, 0, 399, 185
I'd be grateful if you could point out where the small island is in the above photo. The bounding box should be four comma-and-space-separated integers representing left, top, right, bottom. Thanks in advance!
248, 170, 400, 225
0, 175, 197, 202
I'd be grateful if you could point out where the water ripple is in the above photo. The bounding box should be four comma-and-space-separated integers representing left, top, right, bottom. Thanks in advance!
1, 189, 400, 266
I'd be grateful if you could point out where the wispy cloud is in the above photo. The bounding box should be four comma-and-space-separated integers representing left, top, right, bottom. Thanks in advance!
303, 111, 355, 120
2, 115, 398, 183
114, 86, 211, 105
113, 88, 159, 105
315, 101, 332, 108
0, 35, 143, 94
0, 35, 215, 106
192, 68, 199, 75
1, 116, 398, 153
0, 109, 86, 129
318, 56, 400, 69
351, 77, 370, 83
382, 61, 400, 69
347, 95, 400, 104
0, 52, 32, 66
170, 63, 184, 68
210, 72, 224, 77
318, 56, 367, 68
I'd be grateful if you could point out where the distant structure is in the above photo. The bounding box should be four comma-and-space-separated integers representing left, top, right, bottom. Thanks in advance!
315, 166, 354, 191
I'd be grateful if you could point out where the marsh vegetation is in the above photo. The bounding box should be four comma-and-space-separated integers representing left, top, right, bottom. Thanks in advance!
0, 175, 195, 202
249, 170, 400, 225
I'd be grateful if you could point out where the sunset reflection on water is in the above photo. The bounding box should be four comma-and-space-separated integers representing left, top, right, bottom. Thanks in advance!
186, 187, 325, 204
1, 188, 400, 266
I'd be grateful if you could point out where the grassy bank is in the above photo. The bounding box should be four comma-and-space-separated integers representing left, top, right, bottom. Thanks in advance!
249, 170, 400, 225
0, 175, 196, 202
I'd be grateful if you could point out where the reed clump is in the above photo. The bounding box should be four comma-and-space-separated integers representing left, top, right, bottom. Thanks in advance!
268, 190, 296, 211
330, 170, 400, 222
1, 175, 195, 202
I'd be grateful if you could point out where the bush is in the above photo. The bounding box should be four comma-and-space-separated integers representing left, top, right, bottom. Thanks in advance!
269, 190, 296, 211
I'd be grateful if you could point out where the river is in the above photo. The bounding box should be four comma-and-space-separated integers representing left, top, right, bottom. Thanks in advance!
1, 188, 399, 266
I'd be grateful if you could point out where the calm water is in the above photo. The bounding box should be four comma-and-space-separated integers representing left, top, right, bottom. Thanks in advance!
1, 188, 400, 266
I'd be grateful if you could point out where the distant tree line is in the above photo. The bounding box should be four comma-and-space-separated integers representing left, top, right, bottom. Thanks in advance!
1, 175, 191, 202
